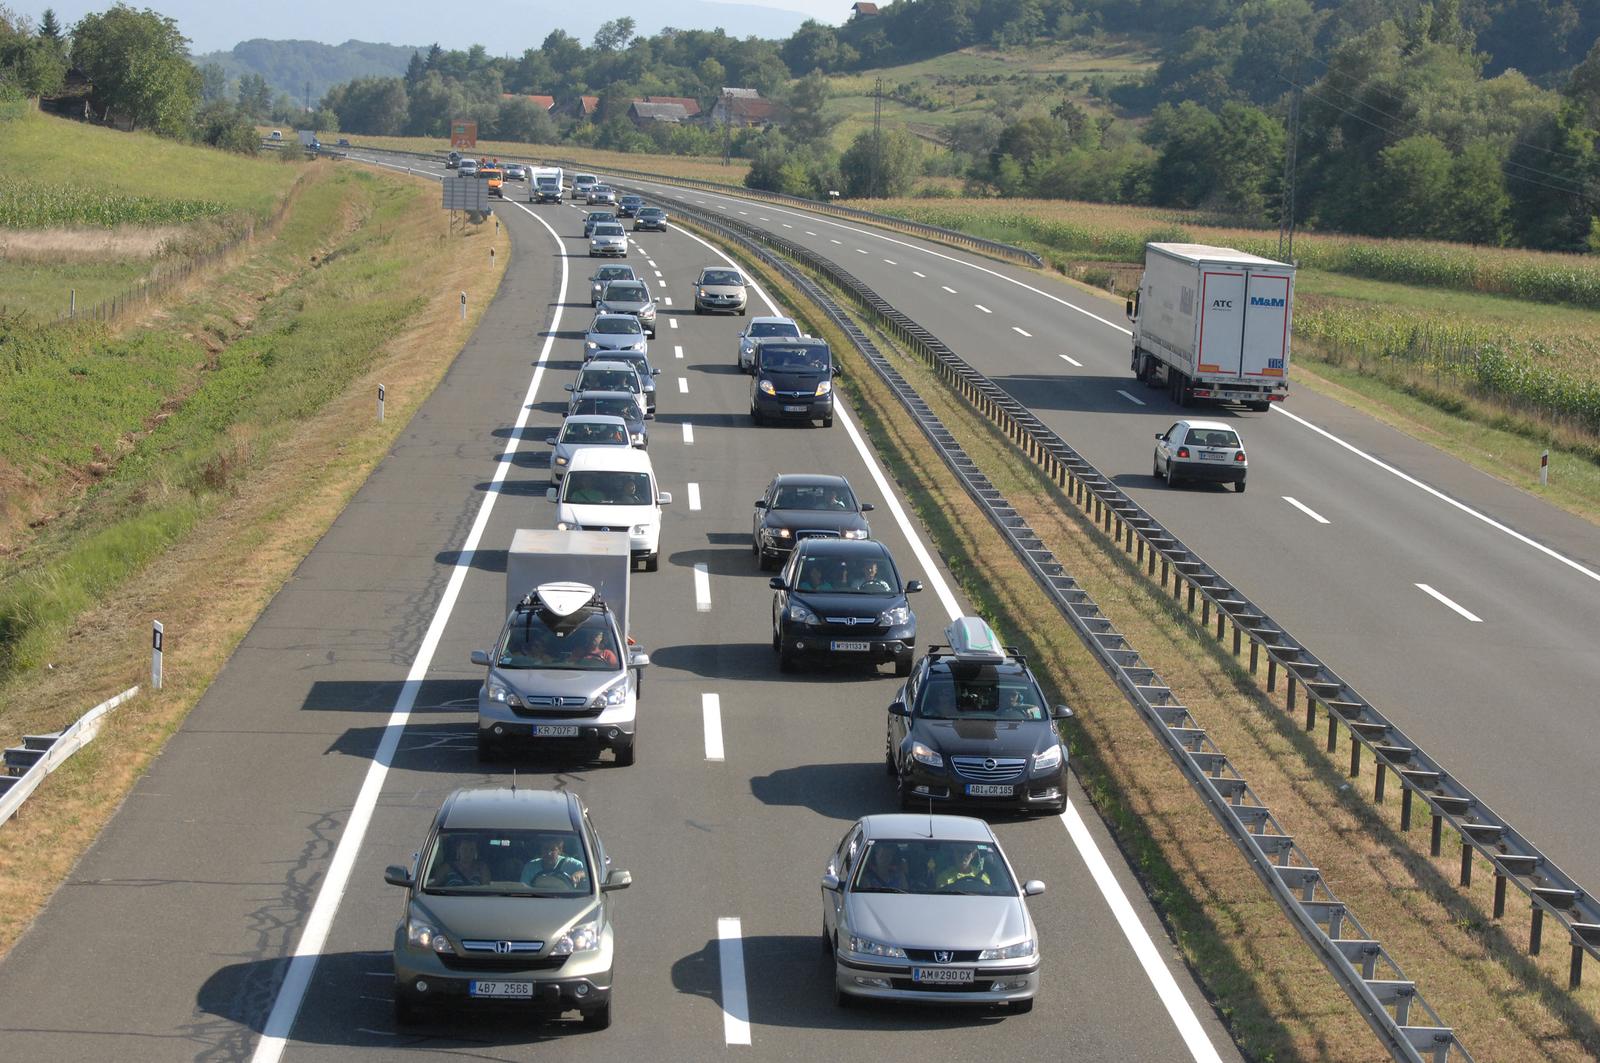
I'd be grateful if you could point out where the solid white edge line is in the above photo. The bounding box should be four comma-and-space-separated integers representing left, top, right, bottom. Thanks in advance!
249, 198, 569, 1063
694, 563, 712, 612
1272, 405, 1600, 585
687, 482, 702, 510
682, 422, 695, 444
1063, 804, 1225, 1063
1060, 354, 1083, 367
1116, 389, 1147, 407
1416, 583, 1484, 623
1282, 496, 1330, 524
717, 917, 752, 1045
702, 692, 725, 761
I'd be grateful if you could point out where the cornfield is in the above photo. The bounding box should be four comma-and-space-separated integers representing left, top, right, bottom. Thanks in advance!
0, 180, 226, 228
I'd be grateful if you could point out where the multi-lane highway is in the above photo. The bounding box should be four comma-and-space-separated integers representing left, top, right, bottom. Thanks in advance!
602, 174, 1600, 893
0, 162, 1239, 1060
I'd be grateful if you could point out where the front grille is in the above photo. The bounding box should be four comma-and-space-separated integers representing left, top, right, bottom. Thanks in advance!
439, 952, 569, 973
775, 391, 814, 401
951, 756, 1027, 782
461, 939, 543, 955
510, 694, 600, 719
889, 978, 995, 993
794, 529, 839, 541
579, 524, 630, 533
904, 949, 981, 963
820, 616, 883, 631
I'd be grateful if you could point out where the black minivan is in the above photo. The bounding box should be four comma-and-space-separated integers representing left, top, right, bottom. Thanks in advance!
750, 337, 835, 427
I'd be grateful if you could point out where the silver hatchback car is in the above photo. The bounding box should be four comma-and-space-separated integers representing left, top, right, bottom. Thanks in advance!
589, 222, 627, 257
693, 266, 747, 315
822, 814, 1044, 1011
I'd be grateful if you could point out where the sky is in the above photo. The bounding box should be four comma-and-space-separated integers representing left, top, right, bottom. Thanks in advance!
18, 0, 841, 54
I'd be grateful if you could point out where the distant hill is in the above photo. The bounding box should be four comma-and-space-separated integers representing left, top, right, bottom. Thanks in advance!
194, 39, 420, 103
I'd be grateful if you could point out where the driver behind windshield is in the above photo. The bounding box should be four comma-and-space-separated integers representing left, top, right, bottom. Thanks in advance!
521, 834, 589, 890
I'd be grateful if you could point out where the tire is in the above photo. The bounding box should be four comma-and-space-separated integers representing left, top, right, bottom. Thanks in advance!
1235, 478, 1247, 493
834, 982, 853, 1009
773, 627, 782, 653
1166, 461, 1180, 488
738, 307, 747, 316
694, 305, 704, 315
581, 998, 612, 1030
822, 924, 835, 955
645, 552, 659, 572
897, 776, 919, 811
1153, 454, 1161, 478
758, 549, 776, 572
1010, 998, 1035, 1015
885, 734, 898, 775
822, 415, 834, 428
614, 740, 635, 767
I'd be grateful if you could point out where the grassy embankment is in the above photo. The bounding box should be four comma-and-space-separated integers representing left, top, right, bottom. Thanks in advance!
689, 215, 1600, 1062
0, 109, 508, 954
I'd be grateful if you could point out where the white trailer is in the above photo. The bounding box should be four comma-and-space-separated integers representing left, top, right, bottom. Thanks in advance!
530, 166, 564, 203
1127, 242, 1294, 411
505, 528, 631, 638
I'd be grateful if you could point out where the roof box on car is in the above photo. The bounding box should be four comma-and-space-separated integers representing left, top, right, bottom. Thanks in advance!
943, 616, 1007, 662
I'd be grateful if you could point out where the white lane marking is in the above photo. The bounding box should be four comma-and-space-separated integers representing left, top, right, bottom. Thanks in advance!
648, 260, 657, 268
682, 422, 695, 444
678, 377, 689, 393
1059, 354, 1083, 367
941, 285, 957, 294
1273, 406, 1600, 586
717, 917, 752, 1045
1116, 390, 1147, 406
1012, 326, 1032, 337
912, 270, 926, 278
805, 230, 817, 236
250, 200, 570, 1063
674, 344, 684, 359
702, 693, 725, 761
1062, 804, 1225, 1063
738, 210, 748, 215
654, 270, 663, 278
1416, 583, 1483, 623
694, 563, 712, 612
975, 304, 992, 314
782, 223, 793, 228
830, 238, 842, 244
669, 318, 679, 329
884, 259, 897, 265
856, 248, 869, 254
687, 482, 702, 510
760, 216, 770, 221
1283, 496, 1330, 524
663, 296, 673, 305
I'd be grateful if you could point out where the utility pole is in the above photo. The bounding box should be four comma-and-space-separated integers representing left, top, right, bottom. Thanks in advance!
722, 89, 732, 167
304, 79, 311, 115
872, 77, 883, 198
1278, 75, 1301, 261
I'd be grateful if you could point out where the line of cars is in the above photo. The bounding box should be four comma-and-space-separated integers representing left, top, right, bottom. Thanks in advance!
382, 183, 1064, 1031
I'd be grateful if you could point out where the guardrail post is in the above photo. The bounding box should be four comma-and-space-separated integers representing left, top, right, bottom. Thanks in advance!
1431, 813, 1443, 857
1327, 713, 1338, 753
1460, 843, 1474, 887
1305, 697, 1316, 732
1216, 610, 1225, 640
1249, 640, 1259, 674
1375, 763, 1386, 804
1267, 657, 1278, 692
1493, 872, 1507, 917
1287, 675, 1297, 711
1186, 583, 1196, 612
1531, 907, 1544, 954
1571, 943, 1583, 989
1402, 787, 1414, 830
1201, 598, 1210, 626
1349, 736, 1361, 778
1232, 624, 1241, 655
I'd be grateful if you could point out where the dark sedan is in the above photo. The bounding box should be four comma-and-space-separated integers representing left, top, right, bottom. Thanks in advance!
633, 207, 668, 232
770, 539, 919, 677
617, 194, 644, 218
752, 473, 873, 571
583, 211, 618, 237
887, 617, 1072, 815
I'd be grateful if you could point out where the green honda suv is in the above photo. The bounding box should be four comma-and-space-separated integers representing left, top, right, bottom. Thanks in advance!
384, 787, 632, 1028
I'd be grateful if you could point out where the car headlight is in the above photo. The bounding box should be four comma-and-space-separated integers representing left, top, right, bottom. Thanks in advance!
1034, 744, 1063, 771
487, 682, 510, 702
556, 520, 574, 531
979, 939, 1036, 961
554, 455, 568, 466
406, 919, 456, 954
630, 523, 650, 535
842, 528, 868, 539
848, 935, 906, 959
910, 741, 943, 767
640, 305, 655, 319
631, 432, 646, 445
772, 527, 792, 539
550, 917, 601, 956
815, 380, 832, 397
629, 341, 644, 351
585, 340, 599, 349
758, 379, 776, 396
591, 676, 628, 708
786, 600, 819, 625
878, 603, 911, 626
697, 288, 707, 298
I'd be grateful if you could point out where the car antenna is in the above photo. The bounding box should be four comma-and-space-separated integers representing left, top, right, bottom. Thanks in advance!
926, 795, 934, 838
511, 769, 517, 794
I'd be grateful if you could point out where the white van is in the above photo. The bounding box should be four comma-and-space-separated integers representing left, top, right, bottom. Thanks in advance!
548, 447, 670, 571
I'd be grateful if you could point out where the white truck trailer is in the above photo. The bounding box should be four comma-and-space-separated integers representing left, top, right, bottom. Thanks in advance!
504, 528, 630, 633
1126, 242, 1294, 411
530, 166, 564, 203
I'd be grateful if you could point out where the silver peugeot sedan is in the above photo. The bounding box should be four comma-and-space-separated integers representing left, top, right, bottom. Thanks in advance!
589, 222, 628, 258
821, 814, 1043, 1012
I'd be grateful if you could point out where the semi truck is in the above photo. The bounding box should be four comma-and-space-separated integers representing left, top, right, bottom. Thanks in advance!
531, 166, 564, 203
1126, 243, 1294, 411
471, 529, 647, 763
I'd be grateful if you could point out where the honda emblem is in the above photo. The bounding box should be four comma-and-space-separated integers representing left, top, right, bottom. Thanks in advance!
495, 940, 514, 955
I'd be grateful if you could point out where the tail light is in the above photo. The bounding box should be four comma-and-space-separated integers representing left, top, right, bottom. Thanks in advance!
1234, 451, 1247, 463
1176, 447, 1190, 459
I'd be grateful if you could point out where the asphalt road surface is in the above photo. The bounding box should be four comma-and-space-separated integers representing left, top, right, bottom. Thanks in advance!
0, 162, 1239, 1063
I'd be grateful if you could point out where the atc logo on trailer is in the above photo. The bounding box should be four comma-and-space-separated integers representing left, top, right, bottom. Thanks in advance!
451, 119, 478, 150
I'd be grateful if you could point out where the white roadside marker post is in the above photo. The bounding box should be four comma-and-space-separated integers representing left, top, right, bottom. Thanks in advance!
1540, 449, 1550, 486
377, 384, 385, 423
460, 291, 467, 321
151, 620, 164, 691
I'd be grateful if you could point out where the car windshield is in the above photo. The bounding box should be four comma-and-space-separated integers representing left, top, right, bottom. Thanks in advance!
423, 828, 592, 896
561, 421, 630, 445
576, 175, 595, 184
587, 213, 614, 223
579, 369, 639, 392
792, 555, 899, 594
564, 470, 653, 506
701, 270, 741, 286
850, 839, 1016, 897
751, 321, 800, 339
640, 209, 664, 217
774, 483, 855, 511
594, 224, 624, 236
606, 284, 647, 301
593, 317, 642, 335
1185, 428, 1241, 448
761, 345, 830, 371
916, 672, 1045, 721
575, 397, 638, 421
594, 268, 632, 283
497, 606, 621, 672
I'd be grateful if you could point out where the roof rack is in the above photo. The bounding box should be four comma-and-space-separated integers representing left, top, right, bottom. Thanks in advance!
517, 581, 605, 617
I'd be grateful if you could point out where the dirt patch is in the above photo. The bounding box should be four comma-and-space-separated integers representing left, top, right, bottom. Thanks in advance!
0, 225, 188, 262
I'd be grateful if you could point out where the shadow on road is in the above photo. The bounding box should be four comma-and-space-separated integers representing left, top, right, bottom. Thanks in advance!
299, 678, 481, 714
749, 762, 898, 821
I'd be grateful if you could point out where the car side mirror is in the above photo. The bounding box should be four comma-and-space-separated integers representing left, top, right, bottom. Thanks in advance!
565, 383, 575, 391
860, 503, 874, 512
602, 868, 633, 892
906, 579, 923, 593
470, 649, 491, 666
768, 576, 786, 590
544, 436, 557, 446
888, 701, 909, 717
1155, 432, 1163, 439
651, 368, 661, 376
629, 649, 651, 668
384, 865, 413, 888
754, 499, 768, 509
820, 872, 841, 892
1023, 880, 1047, 897
1053, 704, 1075, 720
546, 487, 558, 502
657, 491, 672, 505
1125, 298, 1135, 319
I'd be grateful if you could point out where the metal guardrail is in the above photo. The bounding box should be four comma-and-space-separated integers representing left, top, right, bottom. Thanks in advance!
1, 686, 140, 827
634, 184, 1600, 996
647, 191, 1480, 1062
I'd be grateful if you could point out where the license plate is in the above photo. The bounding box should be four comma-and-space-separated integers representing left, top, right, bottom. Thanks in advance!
784, 405, 809, 413
469, 981, 534, 998
831, 640, 870, 652
912, 967, 974, 984
966, 783, 1015, 797
1200, 449, 1227, 461
532, 725, 580, 738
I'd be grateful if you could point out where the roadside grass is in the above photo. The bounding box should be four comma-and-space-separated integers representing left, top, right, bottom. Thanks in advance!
703, 223, 1600, 1060
0, 164, 508, 957
0, 258, 150, 318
